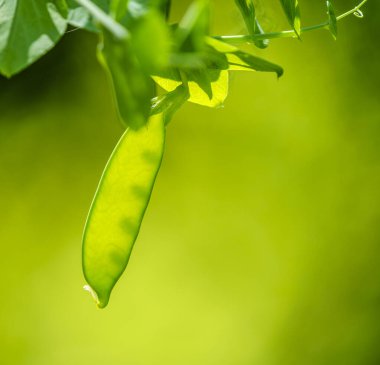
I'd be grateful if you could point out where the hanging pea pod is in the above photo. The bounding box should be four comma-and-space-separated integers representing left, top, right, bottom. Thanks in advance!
83, 112, 166, 308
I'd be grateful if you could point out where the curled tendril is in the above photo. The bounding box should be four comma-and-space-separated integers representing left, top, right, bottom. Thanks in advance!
354, 9, 364, 18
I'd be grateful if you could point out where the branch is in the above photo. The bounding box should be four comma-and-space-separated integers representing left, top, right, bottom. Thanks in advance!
213, 0, 369, 44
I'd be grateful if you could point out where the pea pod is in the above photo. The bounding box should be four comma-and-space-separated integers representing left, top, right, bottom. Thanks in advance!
83, 112, 166, 308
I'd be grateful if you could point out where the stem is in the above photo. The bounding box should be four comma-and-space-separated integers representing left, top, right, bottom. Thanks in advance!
337, 0, 368, 20
214, 0, 368, 44
74, 0, 129, 40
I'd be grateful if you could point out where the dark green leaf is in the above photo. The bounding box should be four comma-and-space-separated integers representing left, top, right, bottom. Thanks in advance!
129, 10, 171, 73
159, 0, 171, 19
99, 31, 155, 129
0, 0, 67, 77
234, 0, 269, 49
207, 38, 283, 77
254, 19, 269, 49
327, 1, 337, 40
175, 0, 209, 53
169, 46, 229, 70
109, 0, 128, 20
279, 0, 301, 36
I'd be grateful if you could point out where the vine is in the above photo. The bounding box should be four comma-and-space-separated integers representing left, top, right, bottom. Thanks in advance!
0, 0, 368, 308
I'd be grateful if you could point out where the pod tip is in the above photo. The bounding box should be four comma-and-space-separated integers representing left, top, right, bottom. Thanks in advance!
83, 284, 101, 307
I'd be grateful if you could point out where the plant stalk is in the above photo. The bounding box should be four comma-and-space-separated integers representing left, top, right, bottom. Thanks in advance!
214, 0, 368, 44
74, 0, 129, 40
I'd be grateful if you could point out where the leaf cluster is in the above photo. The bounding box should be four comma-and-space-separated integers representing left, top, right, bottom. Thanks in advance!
0, 0, 358, 127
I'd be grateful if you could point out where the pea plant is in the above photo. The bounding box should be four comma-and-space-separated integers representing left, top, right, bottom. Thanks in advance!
1, 0, 368, 308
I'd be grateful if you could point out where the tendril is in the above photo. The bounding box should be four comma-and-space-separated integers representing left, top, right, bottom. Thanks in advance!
354, 9, 364, 18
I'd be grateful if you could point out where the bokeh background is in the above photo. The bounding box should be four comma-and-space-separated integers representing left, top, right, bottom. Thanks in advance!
1, 1, 379, 364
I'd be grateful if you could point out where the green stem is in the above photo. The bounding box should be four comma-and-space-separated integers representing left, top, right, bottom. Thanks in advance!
74, 0, 129, 40
214, 0, 368, 44
337, 0, 368, 20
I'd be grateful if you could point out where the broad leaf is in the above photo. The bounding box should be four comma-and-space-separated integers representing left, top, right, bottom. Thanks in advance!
0, 0, 67, 77
153, 68, 229, 108
99, 31, 155, 129
327, 1, 337, 40
279, 0, 301, 36
234, 0, 269, 49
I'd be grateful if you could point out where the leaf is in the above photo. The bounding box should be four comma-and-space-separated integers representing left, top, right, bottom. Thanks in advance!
234, 0, 269, 49
327, 1, 337, 40
279, 0, 301, 36
153, 69, 229, 108
0, 0, 67, 77
108, 1, 171, 74
83, 112, 166, 308
123, 0, 169, 22
129, 10, 171, 73
253, 19, 269, 49
207, 38, 283, 77
67, 5, 97, 31
99, 30, 155, 129
151, 84, 190, 123
186, 69, 228, 107
159, 0, 171, 19
153, 1, 228, 108
66, 0, 110, 31
109, 0, 128, 20
175, 0, 209, 53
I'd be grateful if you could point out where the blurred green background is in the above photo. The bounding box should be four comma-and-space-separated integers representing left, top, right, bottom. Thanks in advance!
1, 1, 379, 364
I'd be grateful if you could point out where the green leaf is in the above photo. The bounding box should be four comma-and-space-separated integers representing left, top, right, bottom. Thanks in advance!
0, 0, 67, 77
175, 0, 210, 53
153, 1, 228, 108
66, 0, 110, 31
108, 1, 171, 73
123, 0, 169, 22
327, 1, 337, 40
83, 112, 166, 308
99, 30, 155, 129
279, 0, 301, 36
254, 19, 269, 49
109, 0, 128, 20
234, 0, 269, 49
159, 0, 171, 19
66, 5, 97, 31
186, 69, 228, 107
152, 84, 190, 124
129, 10, 171, 73
207, 38, 283, 77
153, 68, 229, 108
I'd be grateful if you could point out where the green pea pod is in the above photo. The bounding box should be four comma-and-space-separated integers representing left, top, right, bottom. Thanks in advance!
83, 112, 166, 308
